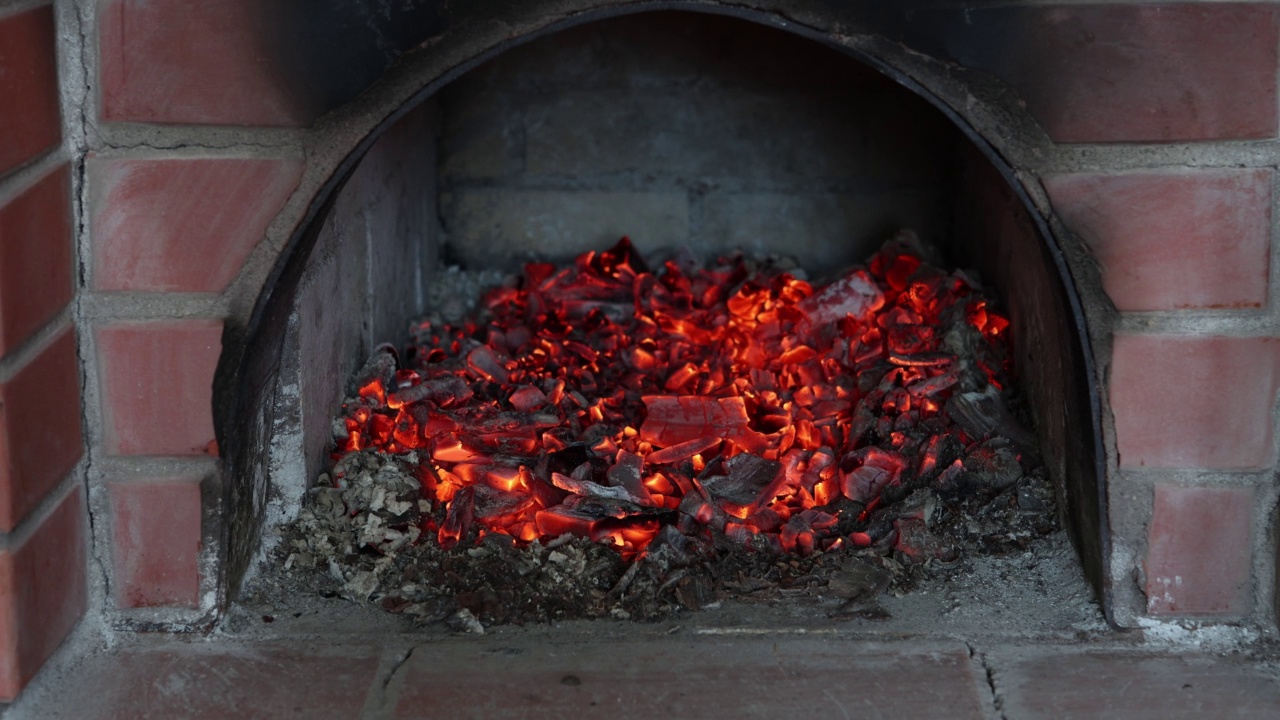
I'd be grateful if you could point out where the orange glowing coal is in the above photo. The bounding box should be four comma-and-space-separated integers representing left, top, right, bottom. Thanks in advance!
333, 234, 1011, 559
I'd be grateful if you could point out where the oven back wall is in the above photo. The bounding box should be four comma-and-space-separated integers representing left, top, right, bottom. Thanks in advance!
436, 12, 959, 272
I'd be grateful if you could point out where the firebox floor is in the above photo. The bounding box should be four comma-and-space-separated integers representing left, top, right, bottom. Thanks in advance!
8, 533, 1280, 718
8, 626, 1280, 719
233, 527, 1107, 640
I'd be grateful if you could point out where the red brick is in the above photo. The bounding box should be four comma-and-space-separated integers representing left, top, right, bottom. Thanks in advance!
1145, 484, 1254, 617
0, 486, 88, 701
0, 327, 83, 531
995, 647, 1280, 718
109, 478, 202, 608
89, 156, 303, 293
0, 6, 61, 176
972, 4, 1279, 142
394, 639, 984, 719
99, 0, 310, 126
0, 164, 73, 357
1045, 170, 1272, 312
23, 643, 380, 717
1111, 334, 1280, 469
96, 320, 222, 456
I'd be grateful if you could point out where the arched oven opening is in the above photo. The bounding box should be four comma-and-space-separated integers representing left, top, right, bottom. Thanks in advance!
221, 8, 1106, 626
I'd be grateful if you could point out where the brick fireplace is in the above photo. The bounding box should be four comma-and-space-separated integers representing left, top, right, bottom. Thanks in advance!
0, 0, 1277, 702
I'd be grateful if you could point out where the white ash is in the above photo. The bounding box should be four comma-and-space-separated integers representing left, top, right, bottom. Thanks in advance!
424, 265, 510, 325
275, 450, 635, 626
281, 452, 424, 603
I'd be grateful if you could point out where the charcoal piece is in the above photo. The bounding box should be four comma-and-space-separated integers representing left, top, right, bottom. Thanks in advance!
390, 375, 474, 407
798, 508, 838, 534
552, 472, 649, 505
569, 461, 596, 483
559, 299, 633, 322
596, 236, 650, 276
906, 366, 960, 397
744, 506, 783, 533
701, 454, 782, 507
963, 437, 1023, 490
887, 351, 952, 368
438, 486, 475, 550
432, 433, 486, 463
581, 422, 621, 447
645, 435, 721, 466
798, 268, 885, 327
472, 412, 562, 435
509, 385, 548, 412
640, 395, 767, 451
466, 345, 510, 384
839, 447, 907, 503
827, 496, 867, 535
780, 514, 817, 555
800, 449, 837, 491
723, 522, 756, 546
945, 385, 1038, 453
470, 485, 534, 525
1017, 481, 1050, 513
896, 488, 938, 525
606, 450, 651, 505
545, 443, 596, 476
847, 401, 878, 446
350, 347, 398, 396
534, 506, 604, 539
673, 575, 717, 611
677, 492, 727, 532
776, 449, 808, 494
526, 470, 569, 509
893, 517, 948, 561
455, 586, 505, 622
917, 434, 965, 480
568, 494, 670, 524
381, 595, 413, 614
645, 524, 695, 567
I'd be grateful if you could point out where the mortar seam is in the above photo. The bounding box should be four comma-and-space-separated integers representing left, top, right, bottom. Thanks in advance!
361, 644, 416, 719
967, 642, 1007, 720
69, 0, 113, 610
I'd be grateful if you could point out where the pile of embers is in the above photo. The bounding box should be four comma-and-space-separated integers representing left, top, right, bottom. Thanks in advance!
278, 232, 1057, 626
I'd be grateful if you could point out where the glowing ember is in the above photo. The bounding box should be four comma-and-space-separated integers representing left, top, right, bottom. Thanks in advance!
331, 233, 1012, 559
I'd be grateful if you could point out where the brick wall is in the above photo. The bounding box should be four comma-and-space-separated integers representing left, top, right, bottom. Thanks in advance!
1014, 4, 1280, 623
0, 2, 86, 701
2, 0, 1278, 701
82, 0, 309, 635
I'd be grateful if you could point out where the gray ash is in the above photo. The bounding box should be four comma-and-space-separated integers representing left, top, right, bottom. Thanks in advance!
275, 448, 1057, 627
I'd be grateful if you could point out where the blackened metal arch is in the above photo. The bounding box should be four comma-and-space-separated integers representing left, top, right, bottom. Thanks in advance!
221, 2, 1110, 622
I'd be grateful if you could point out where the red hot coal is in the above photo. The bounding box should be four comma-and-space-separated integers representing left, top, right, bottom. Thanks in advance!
330, 232, 1016, 562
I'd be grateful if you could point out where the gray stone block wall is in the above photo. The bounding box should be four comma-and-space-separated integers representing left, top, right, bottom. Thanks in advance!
436, 11, 960, 273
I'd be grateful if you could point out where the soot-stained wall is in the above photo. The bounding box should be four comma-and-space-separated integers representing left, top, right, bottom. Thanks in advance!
435, 12, 962, 271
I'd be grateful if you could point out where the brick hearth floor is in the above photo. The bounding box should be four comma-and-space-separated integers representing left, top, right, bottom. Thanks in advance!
5, 631, 1279, 719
